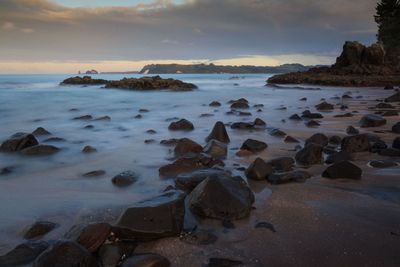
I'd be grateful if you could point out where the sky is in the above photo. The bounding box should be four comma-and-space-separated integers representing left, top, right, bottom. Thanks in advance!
0, 0, 378, 73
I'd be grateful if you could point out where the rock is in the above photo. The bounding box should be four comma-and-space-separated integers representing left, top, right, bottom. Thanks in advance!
253, 118, 266, 127
105, 76, 197, 91
230, 122, 253, 130
204, 139, 227, 159
369, 160, 398, 168
342, 94, 352, 99
289, 114, 302, 120
341, 134, 370, 153
116, 190, 185, 240
139, 109, 149, 113
93, 116, 111, 121
305, 120, 320, 127
175, 169, 231, 193
146, 129, 157, 134
121, 254, 170, 267
24, 221, 58, 240
370, 139, 388, 153
134, 114, 142, 119
77, 223, 111, 253
300, 97, 307, 101
32, 127, 51, 136
360, 114, 387, 127
189, 176, 255, 220
240, 139, 267, 153
73, 115, 93, 120
144, 139, 155, 144
334, 113, 354, 118
0, 166, 13, 176
384, 85, 394, 90
382, 110, 399, 117
0, 133, 38, 152
346, 126, 360, 135
302, 110, 323, 119
209, 101, 221, 107
376, 103, 394, 109
284, 136, 300, 143
315, 101, 334, 110
61, 76, 108, 85
21, 145, 60, 156
235, 149, 254, 157
0, 241, 49, 267
43, 137, 65, 143
393, 137, 400, 149
335, 41, 365, 67
305, 133, 328, 147
322, 161, 362, 180
33, 241, 98, 267
329, 135, 342, 145
245, 158, 273, 181
295, 143, 323, 166
206, 121, 230, 143
98, 243, 135, 267
159, 155, 223, 178
174, 138, 203, 157
393, 122, 400, 133
268, 128, 286, 137
267, 157, 295, 172
207, 258, 243, 267
168, 119, 194, 131
230, 101, 249, 109
160, 139, 179, 146
200, 113, 214, 118
112, 171, 138, 187
385, 92, 400, 102
84, 125, 94, 130
82, 145, 97, 153
378, 148, 400, 157
255, 222, 276, 233
267, 170, 311, 184
325, 151, 354, 164
83, 170, 106, 177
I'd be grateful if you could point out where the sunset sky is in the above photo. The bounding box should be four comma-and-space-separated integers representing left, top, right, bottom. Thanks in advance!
0, 0, 378, 73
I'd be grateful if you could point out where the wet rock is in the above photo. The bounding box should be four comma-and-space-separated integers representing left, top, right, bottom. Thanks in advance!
305, 133, 328, 147
255, 222, 276, 233
116, 190, 185, 240
174, 138, 203, 157
83, 170, 106, 177
98, 243, 136, 267
341, 134, 370, 153
253, 118, 266, 127
376, 102, 394, 109
77, 223, 111, 253
299, 97, 307, 101
168, 119, 194, 131
84, 125, 94, 129
295, 143, 323, 166
0, 166, 13, 176
73, 115, 93, 120
33, 241, 98, 267
230, 101, 249, 109
325, 151, 354, 164
382, 110, 399, 117
43, 137, 66, 143
245, 158, 273, 181
392, 122, 400, 133
24, 221, 58, 240
204, 139, 227, 159
139, 109, 149, 113
175, 169, 231, 193
240, 139, 267, 153
112, 171, 138, 187
209, 101, 221, 107
121, 254, 170, 267
21, 145, 60, 156
32, 127, 51, 136
268, 128, 286, 137
346, 126, 359, 135
329, 136, 342, 145
61, 76, 108, 85
200, 113, 214, 118
370, 139, 388, 152
267, 170, 311, 184
235, 149, 254, 157
360, 114, 387, 127
378, 148, 400, 157
82, 145, 97, 153
267, 157, 295, 172
206, 121, 230, 143
159, 154, 223, 177
302, 110, 323, 119
385, 92, 400, 102
189, 176, 254, 220
393, 137, 400, 149
0, 241, 49, 267
105, 76, 197, 91
207, 258, 243, 267
134, 114, 142, 119
160, 139, 178, 146
342, 94, 352, 99
0, 133, 38, 152
322, 161, 362, 180
323, 146, 337, 155
146, 129, 157, 134
230, 122, 253, 130
315, 101, 334, 111
284, 136, 300, 143
144, 139, 155, 144
93, 116, 111, 121
305, 120, 320, 127
369, 160, 398, 168
334, 113, 354, 118
289, 114, 302, 120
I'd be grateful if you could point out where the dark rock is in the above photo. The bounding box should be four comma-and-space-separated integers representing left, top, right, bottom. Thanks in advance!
376, 103, 394, 109
0, 241, 49, 267
77, 223, 111, 253
144, 139, 155, 144
382, 110, 399, 117
32, 127, 51, 136
245, 158, 273, 180
204, 139, 227, 159
209, 101, 221, 107
174, 138, 203, 157
206, 121, 230, 143
289, 114, 302, 121
302, 110, 323, 119
61, 76, 108, 85
168, 119, 194, 131
393, 122, 400, 133
33, 241, 98, 267
239, 111, 252, 116
325, 151, 354, 164
93, 116, 111, 121
346, 126, 359, 135
305, 120, 320, 127
139, 109, 149, 113
369, 160, 398, 168
322, 161, 362, 180
82, 145, 97, 153
207, 258, 242, 267
24, 221, 58, 240
385, 92, 400, 102
323, 146, 337, 155
341, 134, 370, 153
284, 136, 299, 143
21, 145, 60, 156
334, 113, 353, 118
230, 101, 249, 109
378, 148, 400, 157
255, 222, 276, 233
73, 115, 93, 120
342, 94, 352, 99
43, 137, 66, 143
0, 166, 13, 176
240, 139, 267, 153
253, 118, 266, 127
160, 139, 178, 146
393, 137, 400, 149
230, 122, 253, 130
200, 113, 214, 118
121, 254, 170, 267
84, 125, 94, 129
384, 85, 394, 90
0, 133, 38, 152
370, 140, 388, 153
299, 97, 307, 101
146, 129, 157, 134
360, 114, 387, 127
267, 157, 295, 172
134, 114, 142, 119
315, 101, 334, 111
329, 135, 342, 145
305, 133, 328, 147
189, 176, 255, 220
116, 190, 185, 240
175, 169, 231, 193
105, 76, 197, 91
268, 128, 286, 137
295, 143, 323, 166
83, 170, 106, 177
112, 171, 138, 187
98, 243, 136, 267
267, 170, 311, 184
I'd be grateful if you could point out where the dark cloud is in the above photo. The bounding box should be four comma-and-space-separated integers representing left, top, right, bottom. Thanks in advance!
0, 0, 378, 61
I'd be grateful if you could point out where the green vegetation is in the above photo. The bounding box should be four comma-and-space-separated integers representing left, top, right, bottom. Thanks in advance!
375, 0, 400, 48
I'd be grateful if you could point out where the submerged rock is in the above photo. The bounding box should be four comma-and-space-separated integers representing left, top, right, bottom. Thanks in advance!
32, 127, 51, 136
360, 114, 387, 127
341, 134, 370, 153
240, 139, 268, 153
174, 138, 203, 157
168, 119, 194, 131
175, 169, 231, 193
0, 241, 49, 267
121, 254, 170, 267
322, 161, 362, 180
111, 171, 138, 187
315, 101, 334, 111
0, 133, 38, 152
105, 76, 197, 91
24, 221, 58, 240
204, 139, 227, 159
61, 76, 108, 85
206, 121, 230, 143
245, 158, 273, 181
82, 145, 97, 153
295, 143, 323, 166
21, 145, 60, 156
369, 160, 398, 168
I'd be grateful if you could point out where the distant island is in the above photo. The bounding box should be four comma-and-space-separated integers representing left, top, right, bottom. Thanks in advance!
138, 63, 317, 74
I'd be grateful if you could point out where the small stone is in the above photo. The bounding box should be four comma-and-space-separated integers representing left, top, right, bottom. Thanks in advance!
24, 221, 58, 240
82, 145, 97, 153
83, 170, 106, 177
32, 127, 51, 136
111, 171, 138, 187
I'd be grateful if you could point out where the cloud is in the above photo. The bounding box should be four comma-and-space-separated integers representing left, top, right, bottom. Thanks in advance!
0, 0, 378, 66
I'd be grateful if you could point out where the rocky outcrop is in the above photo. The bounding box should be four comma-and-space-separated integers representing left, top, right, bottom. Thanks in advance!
267, 41, 400, 87
0, 133, 38, 152
61, 76, 108, 85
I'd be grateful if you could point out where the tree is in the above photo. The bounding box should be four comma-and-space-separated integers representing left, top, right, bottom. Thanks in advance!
375, 0, 400, 49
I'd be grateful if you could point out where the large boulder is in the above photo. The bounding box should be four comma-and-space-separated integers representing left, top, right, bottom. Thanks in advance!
168, 119, 194, 131
359, 114, 387, 128
206, 121, 230, 143
325, 151, 354, 164
305, 133, 329, 147
334, 41, 365, 67
159, 154, 223, 177
174, 138, 203, 157
204, 139, 227, 159
0, 241, 49, 267
76, 223, 111, 253
189, 176, 255, 220
363, 43, 385, 65
322, 161, 362, 180
240, 139, 268, 153
121, 254, 170, 267
341, 134, 370, 153
295, 143, 323, 166
0, 133, 38, 152
21, 145, 60, 156
175, 169, 231, 193
245, 158, 273, 181
105, 76, 197, 91
33, 241, 98, 267
115, 191, 185, 241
